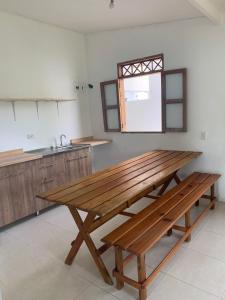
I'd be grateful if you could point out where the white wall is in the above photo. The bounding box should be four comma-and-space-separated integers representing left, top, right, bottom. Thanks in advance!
0, 11, 92, 151
86, 18, 225, 201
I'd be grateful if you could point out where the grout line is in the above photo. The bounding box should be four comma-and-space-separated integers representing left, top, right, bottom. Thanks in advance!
160, 272, 221, 299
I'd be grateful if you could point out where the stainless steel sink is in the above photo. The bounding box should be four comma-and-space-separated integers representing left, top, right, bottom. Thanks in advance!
26, 144, 89, 157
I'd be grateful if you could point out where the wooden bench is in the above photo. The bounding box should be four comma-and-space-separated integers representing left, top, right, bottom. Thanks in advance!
102, 172, 220, 300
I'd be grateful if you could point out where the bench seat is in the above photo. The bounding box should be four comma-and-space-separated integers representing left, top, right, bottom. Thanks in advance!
102, 172, 220, 300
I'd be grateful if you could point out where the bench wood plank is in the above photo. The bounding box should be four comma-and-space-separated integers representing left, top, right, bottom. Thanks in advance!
129, 174, 220, 255
102, 172, 202, 246
108, 172, 220, 300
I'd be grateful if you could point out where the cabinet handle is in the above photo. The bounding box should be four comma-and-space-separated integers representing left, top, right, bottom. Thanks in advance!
41, 177, 55, 184
10, 170, 25, 177
66, 155, 87, 162
39, 163, 55, 169
0, 174, 10, 180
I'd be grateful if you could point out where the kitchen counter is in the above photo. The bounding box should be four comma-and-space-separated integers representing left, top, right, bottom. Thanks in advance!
0, 144, 90, 167
71, 136, 112, 147
0, 146, 92, 228
0, 149, 42, 168
26, 144, 90, 157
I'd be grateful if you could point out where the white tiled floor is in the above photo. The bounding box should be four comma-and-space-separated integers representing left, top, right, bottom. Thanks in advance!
1, 199, 225, 300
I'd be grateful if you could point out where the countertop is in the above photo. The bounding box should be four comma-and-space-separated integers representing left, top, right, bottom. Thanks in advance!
71, 136, 112, 147
0, 145, 90, 168
0, 149, 42, 168
26, 144, 90, 157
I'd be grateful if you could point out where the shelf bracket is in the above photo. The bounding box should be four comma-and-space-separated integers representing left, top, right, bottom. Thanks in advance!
56, 101, 60, 117
11, 101, 16, 121
35, 101, 40, 120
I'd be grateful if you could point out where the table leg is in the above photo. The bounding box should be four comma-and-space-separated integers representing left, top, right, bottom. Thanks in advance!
65, 232, 83, 265
67, 206, 113, 285
157, 172, 175, 196
65, 210, 94, 265
157, 172, 182, 196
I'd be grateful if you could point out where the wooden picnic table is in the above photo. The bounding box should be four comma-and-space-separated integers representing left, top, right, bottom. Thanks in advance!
38, 150, 201, 285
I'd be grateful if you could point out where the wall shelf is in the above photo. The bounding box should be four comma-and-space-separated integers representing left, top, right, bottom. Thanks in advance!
0, 98, 78, 121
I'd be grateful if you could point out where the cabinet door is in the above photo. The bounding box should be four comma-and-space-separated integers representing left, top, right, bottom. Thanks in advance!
77, 148, 92, 177
35, 156, 58, 210
0, 167, 14, 227
8, 162, 36, 221
55, 153, 67, 185
65, 150, 81, 182
65, 148, 92, 182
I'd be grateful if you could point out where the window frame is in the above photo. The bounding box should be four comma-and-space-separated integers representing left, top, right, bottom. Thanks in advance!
162, 68, 187, 132
100, 55, 187, 134
117, 53, 164, 79
100, 79, 121, 132
117, 54, 164, 133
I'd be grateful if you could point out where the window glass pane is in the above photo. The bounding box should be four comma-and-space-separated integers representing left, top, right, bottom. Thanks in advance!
106, 109, 119, 130
104, 84, 118, 106
166, 73, 183, 99
123, 73, 162, 132
166, 103, 183, 128
124, 75, 150, 102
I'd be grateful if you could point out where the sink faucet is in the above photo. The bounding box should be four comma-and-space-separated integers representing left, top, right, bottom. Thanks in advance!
60, 134, 67, 147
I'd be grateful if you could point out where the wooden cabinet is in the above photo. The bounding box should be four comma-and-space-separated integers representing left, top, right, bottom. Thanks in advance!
8, 162, 36, 221
0, 147, 92, 228
0, 167, 14, 226
65, 148, 92, 181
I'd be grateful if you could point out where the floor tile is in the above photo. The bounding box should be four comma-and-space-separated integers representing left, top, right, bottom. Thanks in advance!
148, 274, 220, 300
76, 285, 118, 300
165, 248, 225, 297
3, 216, 75, 262
186, 229, 225, 262
3, 262, 91, 300
38, 206, 76, 232
145, 231, 182, 269
1, 202, 225, 300
202, 211, 225, 237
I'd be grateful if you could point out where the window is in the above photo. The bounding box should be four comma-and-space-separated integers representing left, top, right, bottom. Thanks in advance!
100, 80, 121, 132
100, 54, 187, 133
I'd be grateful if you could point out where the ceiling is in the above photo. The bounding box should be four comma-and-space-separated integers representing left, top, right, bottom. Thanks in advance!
0, 0, 223, 33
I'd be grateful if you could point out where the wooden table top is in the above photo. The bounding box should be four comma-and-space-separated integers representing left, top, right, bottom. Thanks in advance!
38, 150, 201, 216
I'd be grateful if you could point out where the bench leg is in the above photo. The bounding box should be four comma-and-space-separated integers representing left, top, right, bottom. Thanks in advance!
210, 185, 215, 210
137, 254, 147, 300
115, 246, 124, 290
195, 200, 200, 207
185, 210, 191, 242
167, 228, 173, 236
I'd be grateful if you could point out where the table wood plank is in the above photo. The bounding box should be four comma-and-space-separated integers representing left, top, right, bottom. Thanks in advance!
92, 152, 201, 216
50, 151, 180, 204
39, 150, 164, 198
47, 150, 174, 202
75, 152, 192, 211
37, 150, 201, 217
